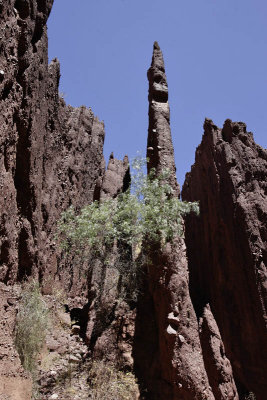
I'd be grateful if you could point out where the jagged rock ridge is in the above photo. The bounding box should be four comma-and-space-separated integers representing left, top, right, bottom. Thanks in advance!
182, 118, 267, 399
0, 0, 105, 287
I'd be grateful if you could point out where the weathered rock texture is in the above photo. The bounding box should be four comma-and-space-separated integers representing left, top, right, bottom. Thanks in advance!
147, 41, 180, 197
0, 0, 105, 287
182, 119, 267, 399
1, 1, 267, 399
199, 304, 239, 400
134, 43, 214, 400
99, 152, 130, 201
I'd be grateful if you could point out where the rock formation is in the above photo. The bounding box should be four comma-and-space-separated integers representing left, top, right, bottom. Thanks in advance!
0, 1, 266, 399
147, 41, 179, 197
199, 304, 239, 400
99, 152, 130, 201
0, 0, 105, 287
84, 153, 136, 371
182, 119, 267, 399
134, 42, 214, 400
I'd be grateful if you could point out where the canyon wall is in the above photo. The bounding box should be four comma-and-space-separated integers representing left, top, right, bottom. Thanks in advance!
182, 119, 267, 399
0, 0, 105, 286
0, 2, 266, 400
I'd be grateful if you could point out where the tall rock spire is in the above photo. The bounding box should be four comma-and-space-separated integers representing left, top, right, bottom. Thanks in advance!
147, 41, 180, 197
134, 42, 216, 400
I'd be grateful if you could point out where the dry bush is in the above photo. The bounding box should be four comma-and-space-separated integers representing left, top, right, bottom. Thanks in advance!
88, 360, 139, 400
14, 280, 49, 373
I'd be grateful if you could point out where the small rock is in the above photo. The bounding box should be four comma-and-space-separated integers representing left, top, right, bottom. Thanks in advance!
71, 324, 80, 335
69, 355, 81, 363
178, 334, 185, 343
0, 70, 4, 81
46, 338, 59, 352
167, 325, 177, 336
50, 394, 58, 399
58, 310, 71, 327
7, 297, 16, 306
168, 312, 180, 326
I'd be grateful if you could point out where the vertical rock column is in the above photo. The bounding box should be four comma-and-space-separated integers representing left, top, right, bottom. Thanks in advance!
134, 43, 214, 400
147, 41, 180, 197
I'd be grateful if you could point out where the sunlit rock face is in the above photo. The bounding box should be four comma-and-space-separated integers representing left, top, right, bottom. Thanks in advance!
147, 41, 180, 198
0, 0, 105, 286
182, 118, 267, 399
99, 152, 130, 201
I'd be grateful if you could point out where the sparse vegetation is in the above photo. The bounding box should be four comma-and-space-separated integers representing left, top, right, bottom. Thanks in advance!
59, 157, 199, 252
245, 393, 256, 400
88, 360, 139, 400
14, 280, 49, 373
57, 157, 199, 302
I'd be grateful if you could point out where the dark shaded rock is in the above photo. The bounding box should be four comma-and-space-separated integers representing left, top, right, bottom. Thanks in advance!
182, 119, 267, 399
199, 304, 239, 400
146, 41, 180, 197
134, 240, 214, 400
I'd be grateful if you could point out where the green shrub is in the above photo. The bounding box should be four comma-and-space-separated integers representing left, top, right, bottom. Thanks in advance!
58, 157, 198, 253
245, 393, 256, 400
15, 280, 49, 373
88, 360, 139, 400
57, 157, 199, 300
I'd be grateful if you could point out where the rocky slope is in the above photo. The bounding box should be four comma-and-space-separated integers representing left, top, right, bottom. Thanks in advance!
182, 119, 267, 399
0, 283, 32, 400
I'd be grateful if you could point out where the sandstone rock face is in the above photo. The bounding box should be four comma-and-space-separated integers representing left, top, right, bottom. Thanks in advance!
0, 0, 105, 285
146, 41, 180, 197
199, 304, 239, 400
100, 153, 130, 201
134, 43, 214, 400
182, 119, 267, 399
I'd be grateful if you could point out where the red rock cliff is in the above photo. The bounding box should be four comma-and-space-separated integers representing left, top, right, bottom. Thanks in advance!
182, 119, 267, 399
0, 0, 105, 285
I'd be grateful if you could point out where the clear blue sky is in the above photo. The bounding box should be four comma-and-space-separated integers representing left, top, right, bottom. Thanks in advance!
48, 0, 267, 185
